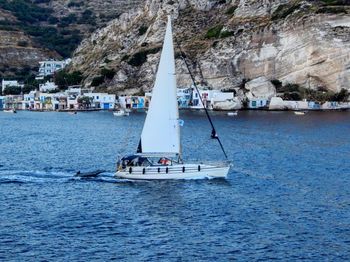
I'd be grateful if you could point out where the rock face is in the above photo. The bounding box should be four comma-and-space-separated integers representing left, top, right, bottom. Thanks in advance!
0, 0, 142, 77
245, 77, 276, 100
70, 0, 350, 97
0, 30, 58, 76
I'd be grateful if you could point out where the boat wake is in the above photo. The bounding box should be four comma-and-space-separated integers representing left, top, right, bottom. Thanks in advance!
0, 169, 120, 184
0, 169, 73, 184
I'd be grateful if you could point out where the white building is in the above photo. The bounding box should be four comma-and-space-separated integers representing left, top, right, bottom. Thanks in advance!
190, 89, 238, 110
84, 93, 116, 109
248, 98, 270, 109
21, 91, 67, 110
177, 88, 192, 108
1, 79, 24, 92
39, 81, 58, 92
0, 96, 4, 109
269, 97, 329, 110
37, 59, 71, 78
148, 87, 239, 110
118, 96, 147, 109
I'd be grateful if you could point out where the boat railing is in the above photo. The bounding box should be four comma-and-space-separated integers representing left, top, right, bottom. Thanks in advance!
119, 163, 229, 175
185, 159, 232, 167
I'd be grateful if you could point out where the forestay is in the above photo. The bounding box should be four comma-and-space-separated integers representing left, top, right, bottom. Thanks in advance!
139, 16, 180, 155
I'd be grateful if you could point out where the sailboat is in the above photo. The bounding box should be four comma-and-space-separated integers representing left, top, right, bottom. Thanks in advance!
115, 16, 230, 180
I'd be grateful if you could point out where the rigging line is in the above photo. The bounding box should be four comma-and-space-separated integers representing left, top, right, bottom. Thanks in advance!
175, 39, 228, 159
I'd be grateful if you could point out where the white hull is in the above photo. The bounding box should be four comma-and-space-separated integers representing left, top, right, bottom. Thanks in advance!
3, 109, 16, 113
115, 164, 230, 180
113, 111, 129, 117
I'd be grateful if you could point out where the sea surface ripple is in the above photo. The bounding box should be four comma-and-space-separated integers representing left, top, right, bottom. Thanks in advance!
0, 111, 349, 261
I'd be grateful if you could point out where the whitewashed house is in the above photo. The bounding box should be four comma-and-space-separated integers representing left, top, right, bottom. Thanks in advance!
37, 59, 71, 78
190, 89, 238, 110
148, 87, 239, 110
0, 96, 4, 110
67, 95, 79, 110
118, 96, 146, 110
248, 99, 270, 109
177, 88, 192, 108
39, 81, 58, 92
269, 97, 308, 110
1, 79, 24, 92
22, 91, 38, 109
84, 93, 116, 109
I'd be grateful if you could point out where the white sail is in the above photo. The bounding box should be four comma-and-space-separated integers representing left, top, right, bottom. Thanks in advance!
139, 16, 180, 155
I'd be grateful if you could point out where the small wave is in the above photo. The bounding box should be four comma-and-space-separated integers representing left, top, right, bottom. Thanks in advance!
230, 166, 275, 179
0, 179, 26, 185
184, 175, 217, 180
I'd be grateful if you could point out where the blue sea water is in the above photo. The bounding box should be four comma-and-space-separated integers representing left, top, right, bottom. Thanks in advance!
0, 110, 349, 261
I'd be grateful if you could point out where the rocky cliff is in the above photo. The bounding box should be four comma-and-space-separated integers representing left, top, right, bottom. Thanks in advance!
70, 0, 350, 97
0, 0, 142, 78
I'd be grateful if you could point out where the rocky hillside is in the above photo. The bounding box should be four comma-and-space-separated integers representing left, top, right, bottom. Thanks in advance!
70, 0, 350, 98
0, 0, 142, 78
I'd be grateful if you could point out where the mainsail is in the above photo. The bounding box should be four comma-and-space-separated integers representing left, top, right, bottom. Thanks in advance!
138, 16, 180, 155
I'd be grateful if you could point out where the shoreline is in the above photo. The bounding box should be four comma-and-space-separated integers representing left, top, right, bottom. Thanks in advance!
1, 108, 349, 113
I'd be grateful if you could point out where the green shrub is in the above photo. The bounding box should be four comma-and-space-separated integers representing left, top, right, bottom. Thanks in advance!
0, 0, 83, 57
271, 4, 300, 21
121, 55, 129, 62
320, 0, 350, 5
78, 9, 96, 25
205, 25, 223, 39
54, 70, 83, 89
127, 47, 161, 67
104, 58, 112, 63
100, 68, 115, 79
22, 84, 36, 94
226, 6, 237, 15
220, 30, 234, 38
3, 86, 22, 95
59, 14, 78, 27
331, 88, 349, 102
17, 40, 28, 47
91, 76, 104, 87
316, 6, 347, 14
68, 1, 84, 8
279, 83, 349, 102
271, 79, 283, 91
138, 25, 148, 35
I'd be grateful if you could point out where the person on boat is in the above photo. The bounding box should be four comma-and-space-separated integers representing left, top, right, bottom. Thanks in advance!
118, 155, 151, 169
158, 157, 171, 166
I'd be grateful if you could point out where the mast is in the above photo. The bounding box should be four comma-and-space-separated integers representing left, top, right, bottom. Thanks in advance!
175, 40, 228, 159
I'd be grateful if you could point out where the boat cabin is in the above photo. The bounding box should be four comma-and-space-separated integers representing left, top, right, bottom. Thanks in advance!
118, 155, 175, 169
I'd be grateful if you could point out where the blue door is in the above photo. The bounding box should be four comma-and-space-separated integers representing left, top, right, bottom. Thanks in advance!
103, 103, 109, 109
